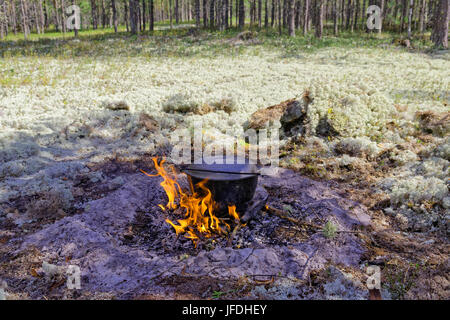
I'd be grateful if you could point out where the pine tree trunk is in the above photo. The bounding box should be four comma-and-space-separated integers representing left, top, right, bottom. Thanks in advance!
315, 0, 323, 37
419, 0, 426, 32
142, 0, 146, 30
230, 0, 233, 26
169, 0, 173, 29
195, 0, 200, 26
345, 0, 351, 29
0, 0, 4, 40
225, 0, 229, 28
91, 0, 98, 29
278, 0, 282, 34
333, 0, 338, 34
401, 0, 408, 32
38, 0, 45, 33
258, 0, 262, 27
149, 0, 154, 30
288, 0, 295, 35
361, 0, 367, 29
239, 0, 244, 28
210, 0, 215, 28
11, 0, 18, 34
20, 0, 29, 39
353, 0, 359, 30
432, 0, 449, 48
295, 0, 301, 29
34, 1, 41, 34
130, 0, 137, 34
101, 0, 106, 28
111, 0, 117, 32
264, 0, 268, 26
203, 0, 208, 26
407, 0, 413, 37
303, 0, 309, 34
124, 0, 129, 31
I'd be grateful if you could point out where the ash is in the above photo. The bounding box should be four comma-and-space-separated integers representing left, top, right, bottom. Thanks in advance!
2, 167, 371, 299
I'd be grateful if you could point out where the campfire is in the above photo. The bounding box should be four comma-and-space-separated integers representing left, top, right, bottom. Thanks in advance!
142, 158, 243, 246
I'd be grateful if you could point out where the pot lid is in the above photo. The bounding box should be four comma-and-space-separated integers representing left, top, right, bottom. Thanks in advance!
183, 156, 259, 181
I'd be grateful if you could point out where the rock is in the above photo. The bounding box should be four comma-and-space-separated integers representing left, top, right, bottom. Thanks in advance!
316, 115, 339, 137
186, 28, 201, 37
415, 111, 450, 137
322, 266, 367, 300
245, 92, 313, 137
42, 261, 64, 278
240, 186, 269, 223
139, 113, 159, 132
236, 31, 257, 41
108, 176, 126, 191
392, 38, 413, 49
103, 100, 130, 111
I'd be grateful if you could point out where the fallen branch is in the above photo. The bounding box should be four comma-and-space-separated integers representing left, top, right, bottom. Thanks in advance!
227, 223, 242, 247
263, 205, 321, 230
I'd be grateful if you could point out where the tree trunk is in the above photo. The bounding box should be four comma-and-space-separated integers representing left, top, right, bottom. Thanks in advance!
203, 0, 208, 27
225, 0, 229, 28
239, 0, 244, 28
72, 0, 79, 36
333, 0, 338, 34
130, 0, 138, 34
278, 0, 282, 34
377, 0, 384, 33
149, 0, 154, 30
210, 0, 215, 28
101, 0, 106, 28
401, 0, 408, 32
195, 0, 200, 26
111, 0, 118, 32
315, 0, 324, 37
264, 0, 268, 26
124, 0, 129, 31
169, 0, 173, 29
0, 0, 4, 40
419, 0, 426, 32
90, 0, 98, 29
141, 0, 146, 30
303, 0, 309, 34
20, 0, 29, 39
353, 0, 359, 30
258, 0, 262, 27
288, 0, 295, 35
345, 0, 351, 29
407, 0, 413, 37
295, 0, 301, 29
11, 0, 18, 34
38, 0, 45, 33
432, 0, 449, 48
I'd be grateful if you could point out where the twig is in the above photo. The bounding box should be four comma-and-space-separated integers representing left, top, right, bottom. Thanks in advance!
227, 223, 242, 247
263, 205, 321, 230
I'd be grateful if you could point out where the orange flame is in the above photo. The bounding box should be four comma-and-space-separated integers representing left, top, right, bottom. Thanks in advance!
142, 158, 240, 245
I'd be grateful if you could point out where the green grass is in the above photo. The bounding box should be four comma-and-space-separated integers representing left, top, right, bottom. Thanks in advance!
0, 23, 436, 60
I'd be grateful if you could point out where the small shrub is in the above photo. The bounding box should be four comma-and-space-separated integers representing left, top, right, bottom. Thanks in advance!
322, 220, 337, 239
